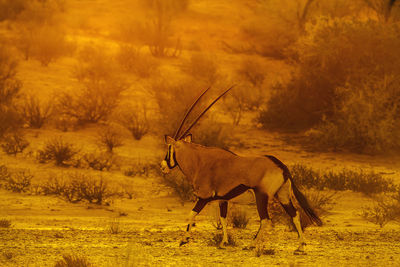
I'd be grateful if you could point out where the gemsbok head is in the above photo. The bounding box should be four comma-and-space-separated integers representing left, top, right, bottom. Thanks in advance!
161, 86, 322, 254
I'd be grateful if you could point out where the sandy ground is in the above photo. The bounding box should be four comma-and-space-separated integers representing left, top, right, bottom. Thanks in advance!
1, 175, 400, 266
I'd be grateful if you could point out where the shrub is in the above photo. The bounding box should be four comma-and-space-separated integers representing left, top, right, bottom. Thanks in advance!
162, 171, 195, 202
37, 137, 79, 166
192, 118, 232, 150
19, 94, 52, 128
30, 25, 73, 66
116, 45, 159, 78
1, 169, 33, 193
117, 103, 149, 140
123, 161, 155, 177
361, 194, 400, 228
260, 18, 400, 133
180, 53, 219, 85
42, 173, 121, 205
54, 254, 94, 267
0, 131, 29, 155
0, 44, 22, 138
108, 218, 121, 234
307, 77, 400, 153
82, 152, 116, 171
56, 46, 127, 125
229, 206, 250, 229
150, 78, 206, 136
140, 0, 188, 57
97, 127, 123, 153
0, 218, 11, 228
290, 164, 396, 195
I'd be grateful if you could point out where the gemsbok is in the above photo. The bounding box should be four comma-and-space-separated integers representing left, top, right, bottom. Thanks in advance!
161, 86, 322, 254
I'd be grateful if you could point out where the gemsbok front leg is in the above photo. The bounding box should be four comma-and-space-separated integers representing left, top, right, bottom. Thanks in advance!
180, 198, 210, 246
219, 200, 228, 247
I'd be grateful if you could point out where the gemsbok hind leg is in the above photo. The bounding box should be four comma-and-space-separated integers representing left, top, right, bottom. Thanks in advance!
219, 200, 228, 247
276, 181, 306, 254
180, 198, 210, 246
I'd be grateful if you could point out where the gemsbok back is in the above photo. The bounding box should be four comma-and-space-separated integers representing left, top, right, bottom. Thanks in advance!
161, 86, 322, 254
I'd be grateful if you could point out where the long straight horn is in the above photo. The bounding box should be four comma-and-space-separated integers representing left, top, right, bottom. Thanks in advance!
173, 87, 211, 139
178, 85, 235, 140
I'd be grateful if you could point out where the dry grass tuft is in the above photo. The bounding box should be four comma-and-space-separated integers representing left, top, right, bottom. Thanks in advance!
229, 206, 250, 229
208, 232, 237, 247
0, 218, 12, 228
54, 254, 94, 267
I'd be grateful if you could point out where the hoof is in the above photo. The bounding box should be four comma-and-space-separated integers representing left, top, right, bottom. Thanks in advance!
218, 241, 228, 249
294, 249, 307, 255
179, 237, 190, 247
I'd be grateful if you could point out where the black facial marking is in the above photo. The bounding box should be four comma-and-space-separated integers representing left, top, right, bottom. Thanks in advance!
165, 145, 178, 169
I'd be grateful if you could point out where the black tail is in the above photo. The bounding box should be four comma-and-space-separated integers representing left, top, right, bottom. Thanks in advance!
265, 155, 322, 226
291, 182, 322, 226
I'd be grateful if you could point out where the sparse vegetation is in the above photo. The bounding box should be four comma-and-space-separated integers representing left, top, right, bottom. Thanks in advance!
37, 137, 79, 166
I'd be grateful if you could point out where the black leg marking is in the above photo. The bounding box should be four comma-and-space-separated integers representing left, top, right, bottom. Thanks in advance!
220, 184, 249, 200
219, 201, 228, 218
254, 190, 270, 220
192, 198, 210, 213
281, 201, 297, 218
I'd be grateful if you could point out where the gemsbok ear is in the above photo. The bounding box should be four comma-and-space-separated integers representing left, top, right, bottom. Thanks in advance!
183, 133, 192, 143
164, 135, 175, 145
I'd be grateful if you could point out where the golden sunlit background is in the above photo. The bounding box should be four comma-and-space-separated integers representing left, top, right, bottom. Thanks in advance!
1, 0, 400, 266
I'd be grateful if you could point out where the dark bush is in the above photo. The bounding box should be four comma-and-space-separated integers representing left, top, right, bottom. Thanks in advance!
56, 46, 127, 125
42, 173, 121, 205
37, 137, 79, 166
0, 218, 12, 228
0, 44, 22, 138
0, 131, 29, 156
117, 104, 149, 140
162, 171, 195, 202
19, 94, 52, 128
82, 152, 116, 171
97, 127, 123, 153
259, 18, 400, 134
2, 169, 33, 193
116, 45, 160, 78
290, 164, 396, 195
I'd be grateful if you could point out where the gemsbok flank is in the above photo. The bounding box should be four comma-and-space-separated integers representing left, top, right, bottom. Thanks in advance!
161, 86, 322, 254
